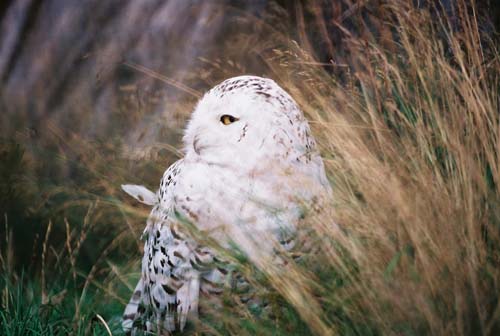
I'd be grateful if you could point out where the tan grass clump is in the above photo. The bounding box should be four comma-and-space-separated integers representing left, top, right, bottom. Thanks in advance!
260, 1, 500, 334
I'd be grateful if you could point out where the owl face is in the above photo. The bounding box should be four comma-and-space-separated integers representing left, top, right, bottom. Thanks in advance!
183, 76, 314, 168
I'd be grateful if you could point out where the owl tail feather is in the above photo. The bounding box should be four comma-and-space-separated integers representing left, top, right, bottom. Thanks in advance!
175, 273, 200, 332
121, 184, 157, 205
122, 279, 144, 334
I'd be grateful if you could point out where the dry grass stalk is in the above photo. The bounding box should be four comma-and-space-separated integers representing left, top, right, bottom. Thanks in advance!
41, 220, 52, 305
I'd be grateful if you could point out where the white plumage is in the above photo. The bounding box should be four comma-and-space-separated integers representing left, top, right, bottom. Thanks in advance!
122, 76, 331, 334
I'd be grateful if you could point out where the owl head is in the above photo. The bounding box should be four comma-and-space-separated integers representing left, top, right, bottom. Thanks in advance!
183, 76, 318, 169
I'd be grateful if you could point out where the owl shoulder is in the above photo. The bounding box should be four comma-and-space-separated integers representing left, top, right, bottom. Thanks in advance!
158, 159, 215, 206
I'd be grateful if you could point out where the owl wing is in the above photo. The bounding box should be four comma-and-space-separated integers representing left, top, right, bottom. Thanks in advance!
122, 216, 199, 334
123, 160, 225, 334
143, 211, 201, 333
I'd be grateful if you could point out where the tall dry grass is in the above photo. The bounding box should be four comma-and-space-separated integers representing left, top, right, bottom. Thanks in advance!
253, 0, 500, 335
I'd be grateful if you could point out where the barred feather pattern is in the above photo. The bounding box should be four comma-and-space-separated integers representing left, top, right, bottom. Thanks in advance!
122, 162, 231, 334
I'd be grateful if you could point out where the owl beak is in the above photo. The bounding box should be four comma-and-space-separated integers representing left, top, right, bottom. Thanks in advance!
193, 135, 201, 155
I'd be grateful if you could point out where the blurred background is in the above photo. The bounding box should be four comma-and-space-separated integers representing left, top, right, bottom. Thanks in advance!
1, 0, 499, 335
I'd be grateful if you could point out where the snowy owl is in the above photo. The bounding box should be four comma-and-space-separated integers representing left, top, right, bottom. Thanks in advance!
122, 75, 331, 334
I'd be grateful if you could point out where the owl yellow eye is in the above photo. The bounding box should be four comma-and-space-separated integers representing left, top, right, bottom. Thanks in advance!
220, 114, 239, 125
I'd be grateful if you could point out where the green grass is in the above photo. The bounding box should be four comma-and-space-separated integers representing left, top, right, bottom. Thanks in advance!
0, 274, 122, 335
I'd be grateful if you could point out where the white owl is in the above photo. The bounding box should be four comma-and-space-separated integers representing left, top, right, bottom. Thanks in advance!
122, 76, 331, 334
